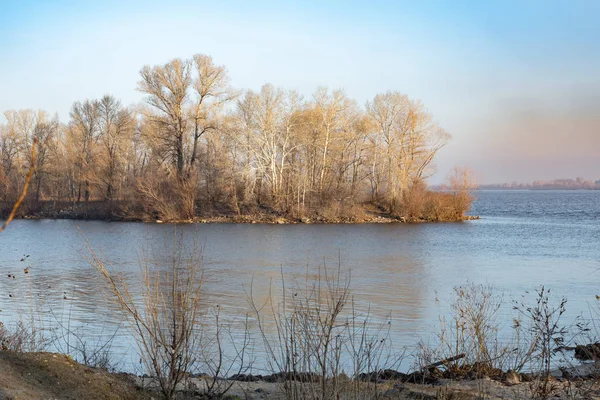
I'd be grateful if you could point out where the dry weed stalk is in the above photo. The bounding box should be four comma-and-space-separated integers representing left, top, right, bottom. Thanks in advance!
0, 320, 45, 352
514, 286, 569, 399
420, 284, 590, 399
424, 283, 510, 376
0, 138, 36, 233
49, 299, 121, 371
249, 263, 403, 400
0, 139, 45, 352
87, 231, 251, 399
87, 233, 204, 400
199, 304, 254, 397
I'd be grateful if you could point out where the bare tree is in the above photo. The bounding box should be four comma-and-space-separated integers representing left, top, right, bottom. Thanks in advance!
2, 110, 58, 201
401, 100, 450, 186
367, 91, 449, 214
0, 113, 24, 201
0, 52, 466, 222
0, 137, 36, 233
138, 54, 233, 178
236, 84, 302, 206
189, 54, 233, 168
69, 100, 101, 203
367, 91, 410, 212
138, 58, 192, 176
98, 95, 134, 201
312, 88, 355, 195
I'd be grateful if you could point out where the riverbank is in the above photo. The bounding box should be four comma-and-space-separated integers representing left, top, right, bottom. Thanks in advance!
0, 351, 150, 400
0, 266, 596, 400
3, 199, 479, 224
161, 213, 481, 224
1, 350, 598, 400
1, 271, 593, 399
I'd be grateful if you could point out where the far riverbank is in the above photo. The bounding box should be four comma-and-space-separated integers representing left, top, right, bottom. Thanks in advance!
2, 199, 478, 224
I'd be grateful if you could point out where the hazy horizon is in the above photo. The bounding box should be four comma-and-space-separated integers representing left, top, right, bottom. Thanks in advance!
1, 0, 599, 184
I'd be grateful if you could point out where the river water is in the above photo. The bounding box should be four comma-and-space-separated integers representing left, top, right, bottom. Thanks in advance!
0, 190, 598, 372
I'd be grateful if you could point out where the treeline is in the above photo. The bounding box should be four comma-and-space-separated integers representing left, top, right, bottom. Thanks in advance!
0, 54, 475, 222
478, 178, 600, 191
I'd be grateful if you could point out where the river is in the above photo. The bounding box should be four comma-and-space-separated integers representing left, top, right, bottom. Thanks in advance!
0, 190, 598, 372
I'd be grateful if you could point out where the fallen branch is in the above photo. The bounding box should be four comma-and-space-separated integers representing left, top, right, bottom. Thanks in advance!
0, 138, 37, 233
422, 353, 466, 370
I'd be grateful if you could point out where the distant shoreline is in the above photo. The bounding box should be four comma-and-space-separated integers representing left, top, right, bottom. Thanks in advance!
15, 212, 480, 224
475, 187, 600, 191
434, 178, 600, 191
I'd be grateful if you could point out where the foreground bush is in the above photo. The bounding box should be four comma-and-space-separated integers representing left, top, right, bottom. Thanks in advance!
249, 264, 404, 400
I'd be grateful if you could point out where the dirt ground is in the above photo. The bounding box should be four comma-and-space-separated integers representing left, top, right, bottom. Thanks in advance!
2, 351, 600, 400
0, 351, 152, 400
205, 378, 600, 400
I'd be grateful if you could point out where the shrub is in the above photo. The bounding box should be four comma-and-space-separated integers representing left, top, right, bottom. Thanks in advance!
249, 264, 403, 400
88, 234, 204, 399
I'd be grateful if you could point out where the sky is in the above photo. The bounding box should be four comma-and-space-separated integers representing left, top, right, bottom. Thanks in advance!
1, 0, 599, 184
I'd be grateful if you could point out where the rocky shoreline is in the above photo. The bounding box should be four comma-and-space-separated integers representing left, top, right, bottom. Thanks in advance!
190, 214, 481, 225
15, 210, 481, 225
1, 351, 598, 400
3, 199, 480, 225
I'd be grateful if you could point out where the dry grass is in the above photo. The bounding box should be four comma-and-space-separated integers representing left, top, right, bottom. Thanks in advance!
417, 283, 511, 379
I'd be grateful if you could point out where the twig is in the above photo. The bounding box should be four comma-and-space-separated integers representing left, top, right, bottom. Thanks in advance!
421, 353, 466, 370
0, 138, 37, 233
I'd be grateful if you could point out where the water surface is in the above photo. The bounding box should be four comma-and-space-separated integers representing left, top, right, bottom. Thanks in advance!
0, 190, 598, 371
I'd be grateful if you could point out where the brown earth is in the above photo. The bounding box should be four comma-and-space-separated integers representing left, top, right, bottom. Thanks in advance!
2, 351, 600, 400
0, 351, 152, 400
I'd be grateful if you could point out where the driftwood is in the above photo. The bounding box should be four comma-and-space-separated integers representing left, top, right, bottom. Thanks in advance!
557, 343, 600, 361
421, 353, 466, 370
574, 343, 600, 361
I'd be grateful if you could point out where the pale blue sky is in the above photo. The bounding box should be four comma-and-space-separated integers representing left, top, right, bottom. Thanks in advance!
1, 0, 599, 183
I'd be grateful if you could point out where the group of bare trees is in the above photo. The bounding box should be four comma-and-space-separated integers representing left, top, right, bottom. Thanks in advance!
0, 53, 472, 221
0, 99, 135, 205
